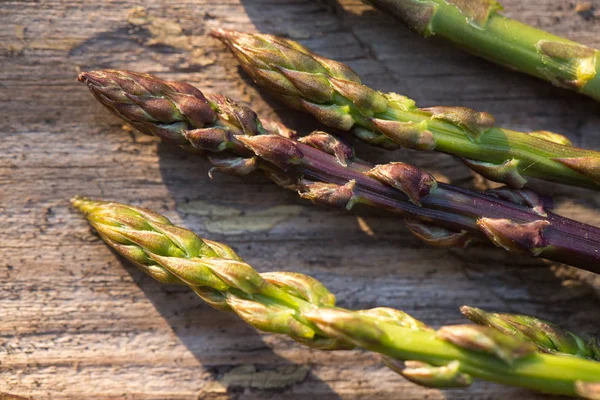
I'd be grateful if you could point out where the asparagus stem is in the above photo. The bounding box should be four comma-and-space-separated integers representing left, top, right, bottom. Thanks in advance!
212, 29, 600, 190
73, 197, 600, 398
361, 0, 600, 102
78, 69, 600, 272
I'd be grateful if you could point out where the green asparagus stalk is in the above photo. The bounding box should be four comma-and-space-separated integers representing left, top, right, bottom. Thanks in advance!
78, 70, 600, 272
361, 0, 600, 102
212, 29, 600, 190
461, 306, 600, 361
73, 197, 600, 398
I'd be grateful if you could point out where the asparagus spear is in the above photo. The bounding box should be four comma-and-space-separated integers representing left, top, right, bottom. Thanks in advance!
361, 0, 600, 102
78, 70, 600, 272
212, 29, 600, 190
73, 196, 600, 398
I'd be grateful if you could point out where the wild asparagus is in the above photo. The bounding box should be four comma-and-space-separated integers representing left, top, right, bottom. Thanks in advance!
361, 0, 600, 102
72, 196, 600, 398
78, 69, 600, 272
212, 29, 600, 190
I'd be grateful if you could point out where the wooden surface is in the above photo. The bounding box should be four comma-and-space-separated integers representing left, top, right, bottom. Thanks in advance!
2, 1, 600, 399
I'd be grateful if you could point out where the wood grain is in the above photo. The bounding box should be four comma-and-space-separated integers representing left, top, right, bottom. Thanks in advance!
1, 0, 600, 398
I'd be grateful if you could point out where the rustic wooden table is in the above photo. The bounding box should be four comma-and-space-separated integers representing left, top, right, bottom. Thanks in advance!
2, 1, 600, 399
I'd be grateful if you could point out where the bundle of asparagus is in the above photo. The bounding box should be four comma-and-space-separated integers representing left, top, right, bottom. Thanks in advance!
78, 70, 600, 272
212, 29, 600, 190
361, 0, 600, 102
72, 197, 600, 398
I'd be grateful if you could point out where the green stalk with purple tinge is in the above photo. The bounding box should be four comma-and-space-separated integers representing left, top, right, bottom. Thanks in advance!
212, 29, 600, 190
73, 197, 600, 398
78, 69, 600, 272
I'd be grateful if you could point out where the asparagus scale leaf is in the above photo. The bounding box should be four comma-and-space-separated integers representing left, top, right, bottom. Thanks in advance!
78, 70, 600, 272
461, 306, 600, 361
212, 29, 600, 190
361, 0, 600, 102
73, 197, 600, 398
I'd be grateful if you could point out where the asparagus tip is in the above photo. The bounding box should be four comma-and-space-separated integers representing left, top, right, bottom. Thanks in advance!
70, 195, 87, 209
77, 70, 103, 86
460, 305, 483, 321
71, 196, 101, 214
210, 28, 233, 40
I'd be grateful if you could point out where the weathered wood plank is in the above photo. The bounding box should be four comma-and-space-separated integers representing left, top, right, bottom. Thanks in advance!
1, 0, 600, 398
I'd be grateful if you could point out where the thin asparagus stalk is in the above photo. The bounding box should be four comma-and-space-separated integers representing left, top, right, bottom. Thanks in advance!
73, 197, 600, 398
212, 29, 600, 190
78, 69, 600, 272
361, 0, 600, 102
